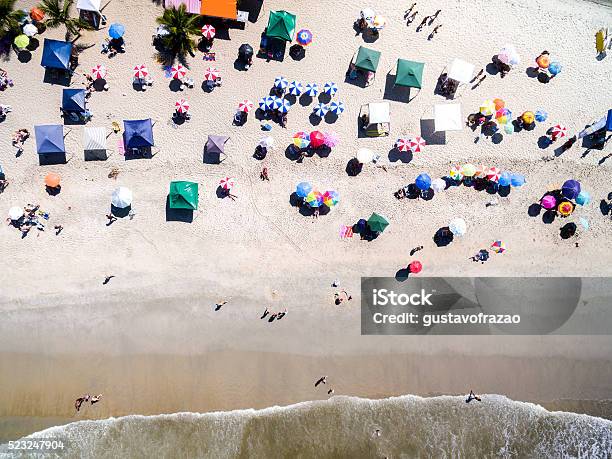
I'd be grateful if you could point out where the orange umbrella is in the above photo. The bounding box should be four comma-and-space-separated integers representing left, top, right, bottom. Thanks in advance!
493, 98, 505, 111
536, 54, 550, 69
30, 7, 45, 21
44, 173, 61, 188
558, 201, 574, 217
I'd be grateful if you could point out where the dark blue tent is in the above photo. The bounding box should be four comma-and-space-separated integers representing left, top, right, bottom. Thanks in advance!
607, 109, 612, 131
41, 39, 73, 70
62, 89, 86, 112
35, 125, 65, 154
123, 119, 154, 149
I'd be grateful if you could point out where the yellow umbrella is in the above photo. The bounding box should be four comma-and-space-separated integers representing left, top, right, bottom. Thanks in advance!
461, 163, 477, 177
521, 111, 535, 125
558, 201, 574, 217
14, 34, 29, 49
480, 100, 495, 116
372, 15, 386, 29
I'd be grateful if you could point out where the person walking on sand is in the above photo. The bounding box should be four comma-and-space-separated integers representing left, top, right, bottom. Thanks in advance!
215, 300, 227, 311
103, 275, 115, 285
410, 246, 424, 256
428, 24, 442, 40
416, 16, 429, 31
465, 390, 482, 403
470, 69, 484, 83
90, 394, 102, 405
276, 308, 287, 320
407, 11, 418, 24
54, 225, 63, 235
428, 9, 441, 25
106, 213, 117, 225
404, 3, 416, 19
315, 376, 327, 387
328, 388, 334, 395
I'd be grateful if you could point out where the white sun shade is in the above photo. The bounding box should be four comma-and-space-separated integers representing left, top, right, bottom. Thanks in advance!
83, 127, 107, 150
434, 104, 463, 132
447, 58, 475, 84
368, 102, 390, 124
77, 0, 101, 12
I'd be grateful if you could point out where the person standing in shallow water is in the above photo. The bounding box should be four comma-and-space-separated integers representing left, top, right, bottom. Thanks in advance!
466, 390, 482, 403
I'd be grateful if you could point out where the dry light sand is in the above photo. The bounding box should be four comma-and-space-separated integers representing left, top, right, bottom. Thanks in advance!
0, 0, 612, 439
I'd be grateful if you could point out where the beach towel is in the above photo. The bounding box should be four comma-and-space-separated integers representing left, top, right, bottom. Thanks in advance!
117, 138, 125, 155
340, 225, 354, 238
596, 29, 606, 53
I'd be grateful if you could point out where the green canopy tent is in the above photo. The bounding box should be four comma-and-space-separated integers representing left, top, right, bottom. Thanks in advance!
354, 46, 381, 72
266, 10, 297, 42
395, 59, 425, 89
169, 181, 199, 210
367, 213, 389, 233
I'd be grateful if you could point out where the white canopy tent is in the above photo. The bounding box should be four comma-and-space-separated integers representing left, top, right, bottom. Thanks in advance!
368, 102, 389, 124
77, 0, 102, 28
447, 58, 475, 84
434, 104, 463, 132
83, 127, 107, 160
360, 102, 390, 137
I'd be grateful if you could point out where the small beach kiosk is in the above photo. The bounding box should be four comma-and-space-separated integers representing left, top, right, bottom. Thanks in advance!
76, 0, 102, 28
164, 0, 246, 22
350, 46, 381, 86
123, 119, 154, 153
394, 58, 425, 100
359, 102, 390, 137
260, 10, 296, 60
35, 124, 66, 164
83, 126, 107, 160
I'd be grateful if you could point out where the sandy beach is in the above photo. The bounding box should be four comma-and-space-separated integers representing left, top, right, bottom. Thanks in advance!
1, 0, 612, 450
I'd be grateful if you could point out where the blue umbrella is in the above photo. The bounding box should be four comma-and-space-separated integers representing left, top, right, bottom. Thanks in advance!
415, 173, 431, 191
498, 171, 511, 187
109, 23, 125, 39
510, 173, 526, 187
548, 62, 562, 76
296, 182, 312, 198
323, 82, 338, 96
304, 83, 319, 97
259, 96, 273, 111
287, 81, 303, 96
313, 103, 328, 117
274, 76, 288, 89
329, 101, 345, 115
270, 96, 283, 110
562, 179, 581, 199
576, 191, 591, 206
535, 110, 548, 122
277, 98, 291, 114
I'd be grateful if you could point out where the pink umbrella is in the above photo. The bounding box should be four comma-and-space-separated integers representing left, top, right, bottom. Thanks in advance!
551, 124, 567, 140
204, 67, 219, 81
219, 177, 235, 190
487, 167, 501, 182
541, 195, 557, 210
175, 98, 189, 113
170, 64, 187, 80
133, 64, 148, 79
238, 100, 254, 113
408, 135, 426, 153
91, 64, 107, 80
323, 131, 339, 148
396, 138, 411, 152
201, 24, 216, 39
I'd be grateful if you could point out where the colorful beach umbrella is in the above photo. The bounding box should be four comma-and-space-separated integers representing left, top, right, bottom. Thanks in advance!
562, 179, 581, 199
13, 34, 29, 49
30, 7, 45, 21
551, 124, 567, 140
461, 164, 477, 177
111, 187, 133, 208
541, 195, 557, 210
480, 100, 495, 116
558, 201, 574, 216
201, 24, 216, 39
44, 172, 61, 188
133, 64, 149, 79
310, 130, 325, 148
293, 132, 310, 149
536, 54, 550, 69
219, 176, 236, 190
91, 64, 107, 80
449, 218, 467, 236
323, 82, 338, 96
372, 15, 386, 30
238, 99, 254, 113
323, 131, 340, 148
296, 29, 313, 46
23, 23, 37, 37
449, 165, 463, 181
204, 67, 219, 81
487, 167, 501, 182
474, 165, 488, 178
175, 98, 190, 113
576, 191, 591, 206
431, 178, 446, 193
493, 98, 505, 111
510, 174, 526, 187
171, 64, 187, 80
305, 190, 324, 207
328, 101, 345, 115
108, 23, 125, 39
259, 96, 274, 111
323, 190, 339, 207
415, 173, 432, 191
296, 182, 312, 198
304, 83, 319, 97
495, 108, 512, 125
490, 240, 506, 253
498, 171, 511, 187
288, 81, 304, 96
408, 136, 426, 153
274, 76, 288, 89
313, 103, 328, 117
276, 98, 291, 113
409, 260, 423, 274
521, 111, 535, 125
535, 110, 548, 122
396, 138, 410, 152
548, 62, 562, 76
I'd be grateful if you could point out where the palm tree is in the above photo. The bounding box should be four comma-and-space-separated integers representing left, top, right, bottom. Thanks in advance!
39, 0, 92, 39
0, 0, 25, 38
156, 5, 200, 59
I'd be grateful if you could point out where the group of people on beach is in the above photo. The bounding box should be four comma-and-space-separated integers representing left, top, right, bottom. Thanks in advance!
74, 393, 103, 412
405, 4, 443, 40
314, 376, 335, 396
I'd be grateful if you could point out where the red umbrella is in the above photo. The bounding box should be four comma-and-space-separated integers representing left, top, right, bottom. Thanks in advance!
409, 260, 423, 274
175, 98, 190, 113
238, 100, 254, 113
201, 24, 216, 39
396, 138, 410, 152
310, 130, 325, 148
30, 7, 44, 21
170, 64, 187, 80
551, 124, 567, 140
133, 64, 148, 79
204, 67, 219, 81
91, 64, 107, 80
408, 136, 426, 153
486, 166, 501, 182
219, 177, 236, 190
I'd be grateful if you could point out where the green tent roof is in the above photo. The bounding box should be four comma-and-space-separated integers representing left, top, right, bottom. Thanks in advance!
354, 46, 381, 72
395, 59, 425, 89
267, 10, 296, 42
367, 213, 389, 233
169, 181, 199, 210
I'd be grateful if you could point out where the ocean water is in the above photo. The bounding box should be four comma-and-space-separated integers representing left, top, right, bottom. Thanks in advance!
1, 395, 611, 458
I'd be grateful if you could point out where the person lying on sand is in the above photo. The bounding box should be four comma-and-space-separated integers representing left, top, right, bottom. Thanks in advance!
334, 291, 352, 305
74, 394, 90, 412
215, 300, 227, 311
466, 390, 482, 403
406, 11, 418, 25
471, 69, 484, 83
410, 246, 424, 256
91, 394, 102, 405
261, 307, 269, 319
315, 376, 327, 387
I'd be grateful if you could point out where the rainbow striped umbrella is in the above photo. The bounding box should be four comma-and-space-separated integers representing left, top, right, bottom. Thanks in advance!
328, 101, 345, 115
495, 108, 512, 125
396, 138, 411, 152
201, 24, 216, 39
219, 176, 236, 190
304, 83, 319, 97
175, 98, 190, 113
408, 136, 426, 153
323, 82, 338, 96
133, 64, 149, 79
204, 67, 220, 81
323, 190, 339, 207
487, 167, 501, 182
91, 64, 107, 79
313, 103, 328, 117
288, 81, 304, 96
238, 99, 254, 113
274, 76, 288, 89
293, 132, 310, 149
480, 99, 495, 116
296, 29, 313, 46
490, 240, 506, 253
305, 190, 324, 207
449, 165, 463, 181
171, 64, 187, 79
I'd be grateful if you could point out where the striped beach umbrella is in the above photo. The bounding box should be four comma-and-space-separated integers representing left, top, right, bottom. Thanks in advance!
395, 138, 411, 152
490, 240, 506, 253
408, 136, 426, 153
175, 98, 190, 113
201, 24, 216, 39
204, 67, 219, 81
328, 101, 345, 115
474, 165, 488, 178
219, 177, 236, 190
486, 166, 501, 182
313, 103, 328, 117
480, 99, 495, 116
171, 64, 187, 79
133, 64, 149, 79
293, 132, 310, 149
296, 29, 313, 46
323, 190, 339, 207
277, 98, 291, 114
259, 96, 273, 111
551, 124, 567, 140
274, 76, 288, 89
304, 83, 319, 97
91, 64, 107, 80
323, 82, 338, 96
449, 165, 463, 181
310, 130, 325, 148
288, 81, 304, 96
238, 100, 254, 113
305, 191, 324, 207
535, 110, 548, 122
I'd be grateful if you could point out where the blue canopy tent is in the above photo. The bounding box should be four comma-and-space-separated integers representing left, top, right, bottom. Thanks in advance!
607, 109, 612, 131
123, 119, 154, 149
62, 89, 86, 112
41, 39, 73, 70
35, 125, 65, 154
